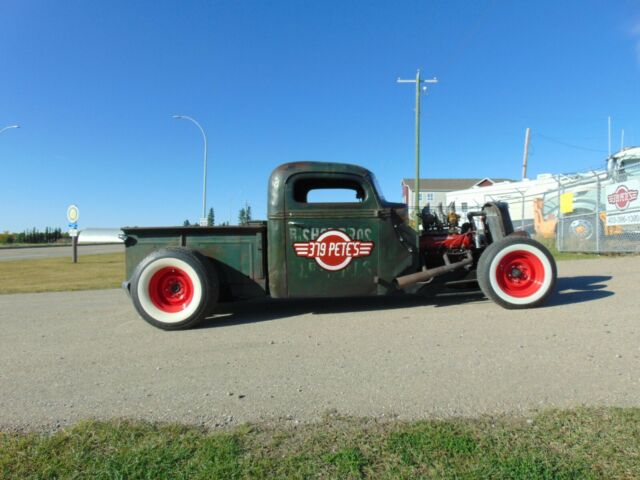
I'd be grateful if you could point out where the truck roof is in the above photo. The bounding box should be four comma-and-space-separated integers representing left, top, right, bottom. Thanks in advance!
268, 161, 375, 217
270, 161, 374, 180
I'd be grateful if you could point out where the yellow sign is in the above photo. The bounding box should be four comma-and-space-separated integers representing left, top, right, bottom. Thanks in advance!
67, 204, 79, 223
559, 193, 574, 214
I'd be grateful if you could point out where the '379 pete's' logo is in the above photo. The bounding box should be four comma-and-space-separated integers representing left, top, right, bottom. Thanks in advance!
292, 229, 374, 271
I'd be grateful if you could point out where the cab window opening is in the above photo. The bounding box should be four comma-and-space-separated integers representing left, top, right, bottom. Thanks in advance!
293, 178, 367, 204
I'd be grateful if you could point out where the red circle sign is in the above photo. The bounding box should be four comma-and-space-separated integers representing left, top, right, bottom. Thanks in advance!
608, 185, 639, 211
293, 229, 374, 271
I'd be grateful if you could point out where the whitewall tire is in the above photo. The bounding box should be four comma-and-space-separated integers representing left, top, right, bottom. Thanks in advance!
131, 248, 218, 330
478, 237, 556, 309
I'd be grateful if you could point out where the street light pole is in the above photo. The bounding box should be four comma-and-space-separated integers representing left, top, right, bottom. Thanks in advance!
172, 115, 208, 226
0, 124, 20, 135
397, 70, 438, 232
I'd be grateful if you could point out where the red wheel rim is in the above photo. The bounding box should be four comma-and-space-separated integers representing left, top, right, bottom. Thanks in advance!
495, 250, 545, 298
148, 267, 194, 313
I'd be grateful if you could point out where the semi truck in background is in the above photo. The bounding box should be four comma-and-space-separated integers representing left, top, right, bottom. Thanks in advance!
536, 147, 640, 245
444, 147, 640, 245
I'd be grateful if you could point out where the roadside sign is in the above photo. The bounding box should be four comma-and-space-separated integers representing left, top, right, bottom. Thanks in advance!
67, 205, 80, 263
605, 180, 640, 226
67, 204, 79, 223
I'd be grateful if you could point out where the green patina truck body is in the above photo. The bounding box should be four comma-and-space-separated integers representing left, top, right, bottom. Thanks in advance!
122, 161, 557, 330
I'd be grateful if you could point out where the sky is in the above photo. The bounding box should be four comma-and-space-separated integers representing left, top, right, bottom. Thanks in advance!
1, 0, 639, 231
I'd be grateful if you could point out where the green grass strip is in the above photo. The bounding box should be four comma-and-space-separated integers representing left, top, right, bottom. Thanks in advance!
0, 253, 124, 294
2, 407, 639, 479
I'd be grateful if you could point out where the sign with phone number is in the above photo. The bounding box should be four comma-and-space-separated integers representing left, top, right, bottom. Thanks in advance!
606, 212, 640, 227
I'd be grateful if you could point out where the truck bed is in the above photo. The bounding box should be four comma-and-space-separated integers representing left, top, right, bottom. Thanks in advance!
121, 223, 268, 299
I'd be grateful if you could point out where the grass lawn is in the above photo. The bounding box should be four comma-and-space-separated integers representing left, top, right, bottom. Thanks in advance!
0, 253, 124, 294
1, 407, 639, 479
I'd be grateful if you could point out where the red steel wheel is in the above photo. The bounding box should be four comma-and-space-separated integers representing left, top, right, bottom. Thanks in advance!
478, 237, 556, 309
494, 250, 545, 299
148, 267, 195, 313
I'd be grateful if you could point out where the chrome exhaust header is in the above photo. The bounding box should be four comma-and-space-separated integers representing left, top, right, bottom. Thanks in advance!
394, 251, 473, 289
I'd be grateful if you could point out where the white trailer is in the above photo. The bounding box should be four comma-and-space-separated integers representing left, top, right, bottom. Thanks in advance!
445, 174, 562, 232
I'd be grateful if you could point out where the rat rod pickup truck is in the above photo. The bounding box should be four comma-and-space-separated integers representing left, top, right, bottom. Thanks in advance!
121, 161, 557, 330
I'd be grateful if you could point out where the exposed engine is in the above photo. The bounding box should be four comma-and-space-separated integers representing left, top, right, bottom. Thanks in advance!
417, 201, 518, 271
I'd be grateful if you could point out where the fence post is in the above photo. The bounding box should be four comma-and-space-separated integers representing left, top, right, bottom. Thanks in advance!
556, 181, 563, 251
595, 174, 601, 253
519, 190, 525, 231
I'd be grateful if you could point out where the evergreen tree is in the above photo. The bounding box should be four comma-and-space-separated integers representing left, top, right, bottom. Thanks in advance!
183, 219, 191, 226
238, 203, 252, 225
207, 207, 215, 226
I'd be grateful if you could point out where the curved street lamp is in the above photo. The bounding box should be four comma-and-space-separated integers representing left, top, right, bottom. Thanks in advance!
172, 114, 208, 226
0, 124, 20, 135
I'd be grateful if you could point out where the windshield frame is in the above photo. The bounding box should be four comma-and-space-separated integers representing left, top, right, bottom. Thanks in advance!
367, 172, 387, 202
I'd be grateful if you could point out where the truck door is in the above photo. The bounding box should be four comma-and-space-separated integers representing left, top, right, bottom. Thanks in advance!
284, 173, 380, 297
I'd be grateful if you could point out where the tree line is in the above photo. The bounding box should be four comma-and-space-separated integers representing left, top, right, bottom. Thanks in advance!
183, 205, 253, 227
0, 227, 68, 245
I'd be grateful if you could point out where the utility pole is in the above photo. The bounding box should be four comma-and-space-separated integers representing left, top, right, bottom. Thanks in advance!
521, 127, 531, 180
608, 116, 612, 158
397, 70, 438, 232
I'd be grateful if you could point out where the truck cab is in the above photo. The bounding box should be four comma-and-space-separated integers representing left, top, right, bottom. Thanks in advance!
608, 146, 640, 182
266, 162, 416, 298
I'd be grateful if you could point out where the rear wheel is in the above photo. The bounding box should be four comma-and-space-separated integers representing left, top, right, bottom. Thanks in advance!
131, 248, 219, 330
478, 237, 556, 309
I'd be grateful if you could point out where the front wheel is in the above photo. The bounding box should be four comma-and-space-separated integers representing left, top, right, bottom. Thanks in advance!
477, 237, 556, 309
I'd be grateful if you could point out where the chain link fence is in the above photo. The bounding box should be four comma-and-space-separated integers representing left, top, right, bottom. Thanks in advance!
435, 149, 640, 253
554, 161, 640, 252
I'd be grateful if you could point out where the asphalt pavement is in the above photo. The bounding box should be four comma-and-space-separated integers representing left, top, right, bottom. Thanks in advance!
1, 256, 638, 431
0, 244, 123, 261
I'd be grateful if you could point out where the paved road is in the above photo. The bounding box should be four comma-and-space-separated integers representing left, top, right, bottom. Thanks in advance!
1, 256, 638, 431
0, 244, 123, 261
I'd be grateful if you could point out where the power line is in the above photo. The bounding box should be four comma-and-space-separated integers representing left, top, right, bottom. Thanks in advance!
533, 132, 607, 153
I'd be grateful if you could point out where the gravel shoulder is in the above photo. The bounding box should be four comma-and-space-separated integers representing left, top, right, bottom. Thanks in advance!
1, 256, 638, 431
